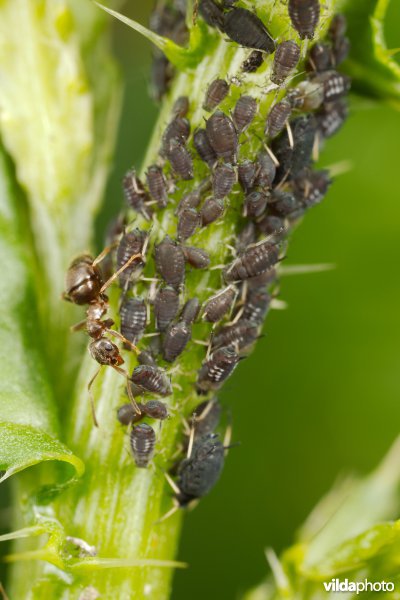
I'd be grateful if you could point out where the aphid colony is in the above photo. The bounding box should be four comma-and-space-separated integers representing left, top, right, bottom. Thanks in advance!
64, 0, 351, 513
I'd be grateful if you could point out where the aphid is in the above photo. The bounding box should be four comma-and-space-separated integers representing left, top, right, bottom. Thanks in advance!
151, 54, 173, 102
199, 0, 225, 31
193, 128, 218, 167
130, 423, 156, 468
172, 96, 189, 118
329, 14, 347, 41
295, 80, 324, 111
154, 285, 180, 331
332, 36, 350, 66
242, 288, 271, 324
265, 99, 292, 139
155, 235, 185, 289
294, 168, 331, 208
63, 255, 104, 305
238, 159, 259, 193
307, 42, 333, 72
202, 286, 237, 323
271, 40, 301, 84
130, 365, 172, 396
119, 298, 147, 345
163, 321, 192, 363
176, 433, 225, 504
162, 117, 191, 156
142, 399, 169, 420
288, 0, 320, 40
138, 350, 158, 367
236, 221, 256, 254
166, 138, 194, 180
270, 189, 302, 218
117, 402, 141, 426
200, 197, 224, 226
177, 207, 201, 241
212, 163, 236, 200
316, 99, 348, 138
247, 267, 277, 289
244, 190, 269, 219
206, 110, 238, 163
191, 399, 222, 437
181, 298, 201, 324
116, 229, 147, 289
175, 188, 202, 215
272, 114, 317, 182
122, 168, 152, 220
212, 319, 259, 351
232, 95, 257, 134
241, 50, 264, 73
256, 151, 276, 188
146, 165, 168, 208
223, 8, 276, 53
224, 238, 280, 282
197, 345, 240, 391
203, 78, 230, 112
183, 246, 211, 269
257, 214, 285, 236
314, 70, 351, 103
286, 87, 304, 109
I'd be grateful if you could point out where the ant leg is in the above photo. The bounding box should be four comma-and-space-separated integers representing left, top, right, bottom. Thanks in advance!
88, 367, 102, 427
70, 319, 87, 332
100, 253, 143, 294
106, 328, 140, 354
126, 376, 142, 415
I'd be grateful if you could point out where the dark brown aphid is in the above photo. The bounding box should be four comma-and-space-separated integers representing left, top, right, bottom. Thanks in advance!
257, 214, 285, 236
206, 110, 238, 164
130, 365, 172, 396
314, 70, 351, 103
199, 0, 225, 31
197, 345, 240, 391
223, 8, 276, 53
256, 151, 276, 188
294, 168, 331, 208
271, 40, 301, 84
193, 128, 218, 167
241, 50, 264, 73
212, 163, 236, 200
191, 399, 222, 437
151, 54, 173, 103
155, 235, 185, 289
316, 99, 348, 138
116, 229, 147, 289
172, 96, 189, 118
200, 197, 224, 226
130, 423, 156, 468
177, 207, 201, 241
238, 159, 259, 193
122, 168, 152, 220
270, 189, 302, 218
162, 320, 192, 363
288, 0, 320, 40
63, 255, 104, 305
265, 99, 292, 138
241, 289, 271, 324
232, 95, 257, 133
236, 221, 256, 254
166, 138, 194, 180
175, 188, 202, 215
202, 285, 237, 323
181, 298, 201, 324
138, 350, 158, 368
212, 319, 259, 351
183, 246, 211, 269
244, 190, 269, 219
224, 238, 280, 282
307, 42, 333, 72
142, 399, 169, 420
246, 267, 277, 289
146, 165, 168, 208
119, 298, 147, 345
162, 117, 191, 155
332, 36, 350, 66
203, 79, 230, 112
117, 403, 141, 426
154, 285, 180, 331
272, 114, 317, 182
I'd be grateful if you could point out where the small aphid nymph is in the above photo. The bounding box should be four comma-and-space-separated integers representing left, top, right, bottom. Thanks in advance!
203, 78, 230, 112
130, 423, 156, 468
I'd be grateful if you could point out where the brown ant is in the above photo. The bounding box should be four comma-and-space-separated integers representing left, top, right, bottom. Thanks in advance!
63, 246, 145, 425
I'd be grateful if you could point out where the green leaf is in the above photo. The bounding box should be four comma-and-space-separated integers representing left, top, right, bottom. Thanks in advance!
339, 0, 400, 107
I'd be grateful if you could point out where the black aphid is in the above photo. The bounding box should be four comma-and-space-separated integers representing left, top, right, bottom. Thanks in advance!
242, 289, 271, 324
176, 188, 202, 215
181, 298, 201, 324
117, 403, 141, 426
155, 235, 185, 289
232, 95, 257, 134
238, 159, 259, 193
146, 165, 168, 208
265, 99, 292, 139
203, 78, 230, 112
257, 214, 285, 236
241, 50, 264, 73
130, 365, 172, 396
177, 207, 201, 241
212, 319, 259, 351
212, 163, 236, 200
142, 399, 168, 420
191, 399, 222, 437
224, 238, 280, 282
246, 267, 277, 289
244, 190, 269, 219
200, 197, 224, 226
270, 189, 302, 218
307, 42, 333, 72
272, 114, 317, 182
119, 297, 147, 345
154, 285, 180, 332
316, 99, 348, 138
271, 40, 301, 84
183, 246, 211, 269
288, 0, 320, 40
172, 96, 189, 118
138, 350, 158, 367
197, 345, 240, 391
176, 433, 225, 505
130, 423, 156, 468
294, 168, 331, 208
256, 151, 276, 188
223, 8, 276, 53
162, 321, 191, 363
206, 111, 237, 163
162, 117, 190, 154
199, 0, 225, 31
116, 229, 146, 289
202, 286, 237, 323
123, 168, 151, 220
166, 138, 194, 180
193, 129, 218, 167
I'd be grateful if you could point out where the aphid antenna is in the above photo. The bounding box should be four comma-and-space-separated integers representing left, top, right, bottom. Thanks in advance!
192, 339, 210, 346
279, 263, 336, 276
326, 159, 353, 177
99, 252, 143, 294
263, 143, 280, 167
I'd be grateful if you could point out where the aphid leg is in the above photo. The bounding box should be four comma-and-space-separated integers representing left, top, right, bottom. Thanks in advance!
263, 144, 280, 167
88, 367, 102, 427
181, 416, 191, 436
312, 132, 320, 161
155, 502, 180, 525
193, 339, 210, 346
106, 328, 140, 354
285, 121, 294, 149
100, 253, 143, 294
193, 399, 214, 424
186, 425, 195, 459
164, 471, 181, 496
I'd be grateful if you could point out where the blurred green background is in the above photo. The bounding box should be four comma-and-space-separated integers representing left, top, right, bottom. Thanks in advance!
96, 4, 400, 598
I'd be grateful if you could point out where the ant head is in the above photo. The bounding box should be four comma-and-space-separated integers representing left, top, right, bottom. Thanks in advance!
89, 339, 124, 367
